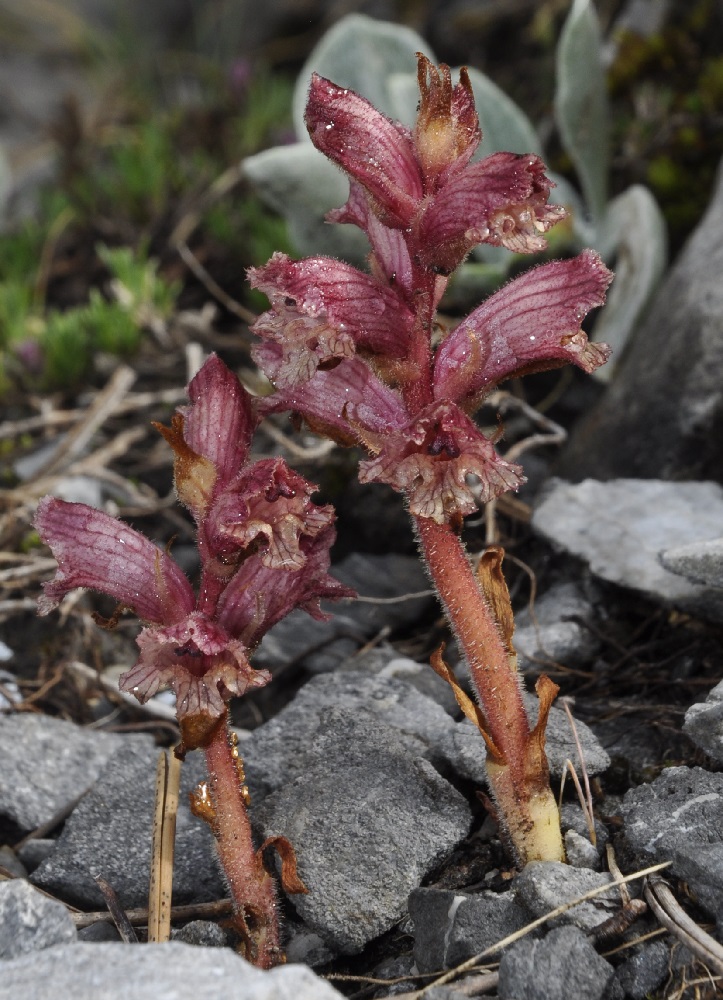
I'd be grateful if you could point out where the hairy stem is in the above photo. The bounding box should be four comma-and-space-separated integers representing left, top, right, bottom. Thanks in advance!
414, 515, 564, 864
195, 714, 281, 967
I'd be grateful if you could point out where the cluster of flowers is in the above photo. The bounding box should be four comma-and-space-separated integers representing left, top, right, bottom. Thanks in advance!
35, 354, 351, 752
248, 56, 612, 524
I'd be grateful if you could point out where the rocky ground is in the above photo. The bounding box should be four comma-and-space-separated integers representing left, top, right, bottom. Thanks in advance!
1, 3, 723, 999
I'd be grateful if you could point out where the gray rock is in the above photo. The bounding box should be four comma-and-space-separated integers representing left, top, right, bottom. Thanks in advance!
498, 925, 616, 1000
558, 158, 723, 484
0, 669, 20, 709
31, 743, 224, 910
77, 921, 122, 943
0, 941, 345, 1000
683, 680, 723, 764
0, 880, 76, 959
660, 537, 723, 589
408, 887, 531, 972
242, 670, 457, 800
255, 709, 472, 954
620, 766, 723, 920
340, 647, 461, 718
283, 924, 336, 967
532, 479, 723, 621
254, 553, 434, 674
15, 839, 54, 873
0, 713, 153, 833
512, 581, 600, 673
449, 694, 610, 785
513, 862, 621, 932
0, 846, 26, 878
560, 803, 609, 850
172, 920, 229, 947
591, 715, 669, 779
564, 830, 601, 869
613, 939, 670, 999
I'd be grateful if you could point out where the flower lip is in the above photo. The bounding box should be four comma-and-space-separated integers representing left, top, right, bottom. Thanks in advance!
119, 610, 270, 750
248, 253, 415, 385
207, 457, 335, 571
358, 400, 524, 524
418, 152, 564, 274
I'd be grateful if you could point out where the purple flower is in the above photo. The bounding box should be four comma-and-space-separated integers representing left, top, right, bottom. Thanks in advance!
249, 56, 613, 525
35, 354, 352, 749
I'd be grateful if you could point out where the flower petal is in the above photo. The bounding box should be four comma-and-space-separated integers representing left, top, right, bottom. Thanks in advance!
119, 611, 270, 750
217, 525, 355, 647
255, 344, 409, 443
433, 250, 613, 406
419, 153, 564, 274
180, 353, 256, 489
248, 253, 414, 386
305, 73, 422, 228
207, 458, 335, 571
358, 401, 524, 523
414, 55, 481, 187
35, 497, 195, 623
328, 181, 415, 300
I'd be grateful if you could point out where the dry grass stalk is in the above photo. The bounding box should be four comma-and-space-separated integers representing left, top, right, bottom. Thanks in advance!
147, 749, 181, 943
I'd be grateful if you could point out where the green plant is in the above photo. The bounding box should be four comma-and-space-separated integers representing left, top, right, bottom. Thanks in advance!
0, 243, 179, 394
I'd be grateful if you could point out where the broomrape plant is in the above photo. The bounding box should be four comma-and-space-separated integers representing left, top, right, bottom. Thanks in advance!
34, 353, 353, 967
34, 51, 613, 967
248, 54, 613, 865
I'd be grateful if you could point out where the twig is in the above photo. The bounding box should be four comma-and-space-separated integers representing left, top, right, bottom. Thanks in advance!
93, 876, 138, 943
413, 861, 672, 997
560, 698, 596, 846
169, 161, 245, 249
70, 897, 234, 929
606, 844, 630, 906
259, 419, 337, 461
644, 876, 723, 977
175, 242, 257, 325
0, 387, 188, 442
353, 590, 434, 605
559, 759, 596, 847
31, 365, 137, 479
17, 425, 147, 503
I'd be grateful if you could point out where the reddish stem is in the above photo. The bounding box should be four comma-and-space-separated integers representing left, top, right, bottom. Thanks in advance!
414, 516, 530, 775
199, 714, 281, 968
414, 515, 564, 862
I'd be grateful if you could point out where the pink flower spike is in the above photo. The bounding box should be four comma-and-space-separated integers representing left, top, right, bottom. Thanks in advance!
208, 458, 335, 570
305, 73, 423, 228
358, 401, 524, 524
217, 526, 355, 648
418, 153, 565, 274
119, 611, 270, 749
248, 253, 414, 385
181, 353, 256, 489
35, 497, 194, 623
433, 250, 614, 407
